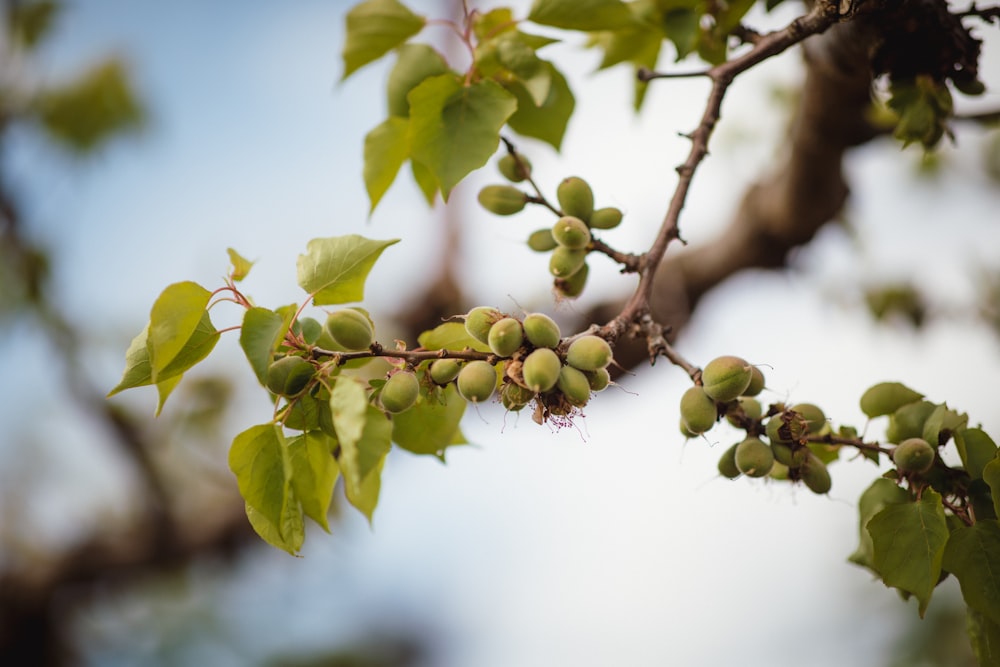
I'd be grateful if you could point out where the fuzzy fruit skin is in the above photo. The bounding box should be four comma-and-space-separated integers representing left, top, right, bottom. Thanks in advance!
324, 309, 374, 351
680, 386, 717, 435
743, 366, 765, 397
565, 335, 613, 371
766, 413, 807, 444
266, 356, 315, 397
557, 176, 594, 222
498, 153, 531, 182
718, 443, 741, 479
893, 437, 936, 474
501, 382, 535, 411
429, 359, 461, 385
859, 382, 923, 418
457, 361, 497, 403
465, 307, 502, 345
771, 440, 809, 468
527, 228, 557, 252
557, 365, 591, 406
555, 262, 588, 298
701, 355, 753, 402
588, 207, 623, 230
487, 317, 524, 357
726, 397, 762, 427
522, 348, 561, 393
477, 184, 527, 215
549, 246, 587, 279
791, 403, 826, 433
552, 216, 591, 249
381, 371, 420, 414
586, 367, 611, 392
523, 313, 561, 349
800, 454, 831, 494
735, 437, 774, 477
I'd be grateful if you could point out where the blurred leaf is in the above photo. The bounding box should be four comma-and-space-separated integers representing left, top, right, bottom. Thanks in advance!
418, 321, 489, 352
240, 307, 287, 385
953, 428, 997, 480
392, 383, 466, 456
984, 456, 1000, 519
341, 0, 425, 80
345, 453, 385, 522
288, 431, 340, 532
227, 248, 254, 282
942, 521, 1000, 626
363, 116, 410, 213
968, 607, 1000, 667
297, 235, 399, 305
505, 62, 574, 149
859, 382, 924, 419
495, 34, 551, 105
922, 403, 967, 448
8, 0, 60, 49
386, 43, 450, 118
36, 57, 144, 154
148, 281, 212, 381
528, 0, 636, 31
662, 8, 699, 60
849, 477, 911, 571
331, 377, 392, 521
410, 158, 438, 206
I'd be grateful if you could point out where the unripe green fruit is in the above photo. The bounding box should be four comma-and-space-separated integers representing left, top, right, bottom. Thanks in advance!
429, 358, 461, 385
791, 403, 826, 434
743, 366, 765, 397
586, 367, 611, 392
565, 335, 613, 371
555, 262, 588, 298
769, 460, 790, 481
265, 356, 315, 397
701, 355, 753, 402
800, 454, 831, 494
589, 207, 623, 230
501, 382, 535, 411
523, 312, 561, 349
487, 317, 524, 357
771, 440, 809, 468
522, 348, 561, 393
477, 184, 527, 215
527, 228, 557, 252
859, 382, 923, 418
680, 386, 717, 435
718, 443, 741, 479
892, 437, 936, 474
735, 437, 774, 478
726, 397, 762, 426
680, 419, 698, 439
549, 246, 587, 279
551, 216, 591, 250
324, 309, 374, 351
380, 371, 420, 414
766, 413, 807, 444
557, 176, 594, 222
498, 153, 531, 182
465, 306, 503, 345
557, 365, 591, 407
457, 360, 497, 403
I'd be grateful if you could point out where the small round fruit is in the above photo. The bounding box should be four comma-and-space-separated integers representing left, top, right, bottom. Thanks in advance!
487, 317, 524, 357
701, 355, 753, 402
586, 367, 611, 392
381, 371, 420, 414
501, 382, 535, 411
771, 440, 809, 468
588, 207, 623, 230
565, 335, 613, 371
791, 403, 826, 434
718, 443, 741, 479
735, 437, 774, 478
680, 386, 717, 435
523, 312, 561, 349
324, 309, 374, 351
680, 419, 698, 439
554, 262, 588, 298
743, 366, 765, 397
549, 246, 587, 279
726, 397, 762, 426
457, 360, 497, 403
465, 306, 503, 345
522, 348, 561, 393
557, 365, 591, 407
800, 454, 832, 494
266, 356, 315, 397
498, 153, 531, 182
557, 176, 594, 222
551, 216, 591, 249
527, 228, 557, 252
892, 437, 936, 474
429, 358, 461, 385
477, 184, 527, 215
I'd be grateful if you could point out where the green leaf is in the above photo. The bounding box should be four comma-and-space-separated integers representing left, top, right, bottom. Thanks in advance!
849, 477, 912, 571
408, 75, 517, 199
954, 428, 998, 480
296, 235, 399, 305
867, 488, 949, 617
288, 431, 340, 532
363, 116, 410, 213
715, 0, 757, 34
505, 62, 574, 150
229, 424, 303, 555
984, 456, 1000, 519
528, 0, 636, 31
148, 281, 212, 381
942, 520, 1000, 627
922, 403, 968, 447
330, 379, 393, 521
154, 375, 183, 417
967, 606, 1000, 666
418, 321, 490, 352
859, 382, 924, 419
662, 8, 699, 60
344, 453, 386, 522
410, 159, 438, 206
227, 248, 254, 282
36, 57, 144, 154
473, 7, 517, 40
386, 43, 450, 117
392, 384, 467, 456
239, 307, 287, 385
9, 0, 61, 49
495, 35, 551, 106
341, 0, 425, 80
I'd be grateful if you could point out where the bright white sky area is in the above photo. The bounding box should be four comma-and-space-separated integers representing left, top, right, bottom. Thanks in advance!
1, 1, 1000, 665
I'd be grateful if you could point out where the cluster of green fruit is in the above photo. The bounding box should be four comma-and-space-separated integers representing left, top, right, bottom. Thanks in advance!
860, 381, 947, 478
447, 306, 614, 416
679, 355, 834, 494
477, 152, 623, 299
